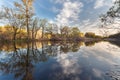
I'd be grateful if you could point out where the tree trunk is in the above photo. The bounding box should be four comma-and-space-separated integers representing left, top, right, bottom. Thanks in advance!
35, 31, 38, 39
13, 28, 17, 41
32, 29, 35, 40
42, 26, 44, 39
26, 6, 30, 40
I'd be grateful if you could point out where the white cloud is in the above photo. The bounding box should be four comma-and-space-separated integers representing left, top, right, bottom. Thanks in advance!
50, 0, 70, 4
94, 0, 114, 9
0, 0, 4, 8
51, 7, 60, 13
56, 53, 82, 75
92, 68, 103, 78
80, 18, 120, 36
55, 0, 83, 26
112, 0, 116, 3
80, 19, 102, 35
94, 0, 104, 9
49, 19, 55, 24
0, 0, 14, 9
82, 19, 90, 26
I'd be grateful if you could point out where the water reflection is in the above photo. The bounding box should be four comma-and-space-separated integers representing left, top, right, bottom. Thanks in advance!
0, 41, 120, 80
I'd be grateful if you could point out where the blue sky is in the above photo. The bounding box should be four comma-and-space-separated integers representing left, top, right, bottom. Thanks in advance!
0, 0, 115, 34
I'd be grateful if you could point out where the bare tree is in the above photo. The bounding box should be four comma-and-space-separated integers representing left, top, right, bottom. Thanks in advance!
0, 7, 24, 40
14, 0, 34, 40
46, 23, 53, 36
31, 18, 42, 39
40, 19, 47, 39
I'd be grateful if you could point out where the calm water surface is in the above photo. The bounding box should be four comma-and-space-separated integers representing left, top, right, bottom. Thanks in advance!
0, 41, 120, 80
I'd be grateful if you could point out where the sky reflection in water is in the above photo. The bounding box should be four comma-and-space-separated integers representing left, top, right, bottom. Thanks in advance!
0, 41, 120, 80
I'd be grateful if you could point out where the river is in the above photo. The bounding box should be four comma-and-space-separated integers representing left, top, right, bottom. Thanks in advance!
0, 41, 120, 80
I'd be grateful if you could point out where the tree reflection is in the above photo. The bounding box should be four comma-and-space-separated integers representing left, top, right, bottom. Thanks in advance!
85, 41, 96, 47
0, 42, 42, 80
0, 41, 103, 80
85, 40, 102, 47
109, 41, 120, 48
0, 41, 61, 80
0, 42, 34, 80
59, 42, 84, 53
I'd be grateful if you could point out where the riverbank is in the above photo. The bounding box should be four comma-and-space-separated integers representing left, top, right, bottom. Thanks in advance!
1, 37, 119, 43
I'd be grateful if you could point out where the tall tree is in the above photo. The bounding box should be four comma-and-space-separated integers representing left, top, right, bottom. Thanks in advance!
40, 19, 47, 39
46, 23, 57, 34
70, 27, 80, 38
46, 23, 53, 36
60, 26, 70, 38
14, 0, 34, 39
31, 18, 37, 39
31, 18, 44, 39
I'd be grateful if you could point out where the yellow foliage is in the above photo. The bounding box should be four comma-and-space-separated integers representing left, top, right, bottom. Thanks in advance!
79, 33, 84, 37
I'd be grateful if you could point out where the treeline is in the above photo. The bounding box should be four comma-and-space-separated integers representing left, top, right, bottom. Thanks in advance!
0, 25, 27, 40
85, 32, 103, 39
0, 24, 104, 41
0, 24, 84, 41
0, 0, 103, 41
108, 33, 120, 40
